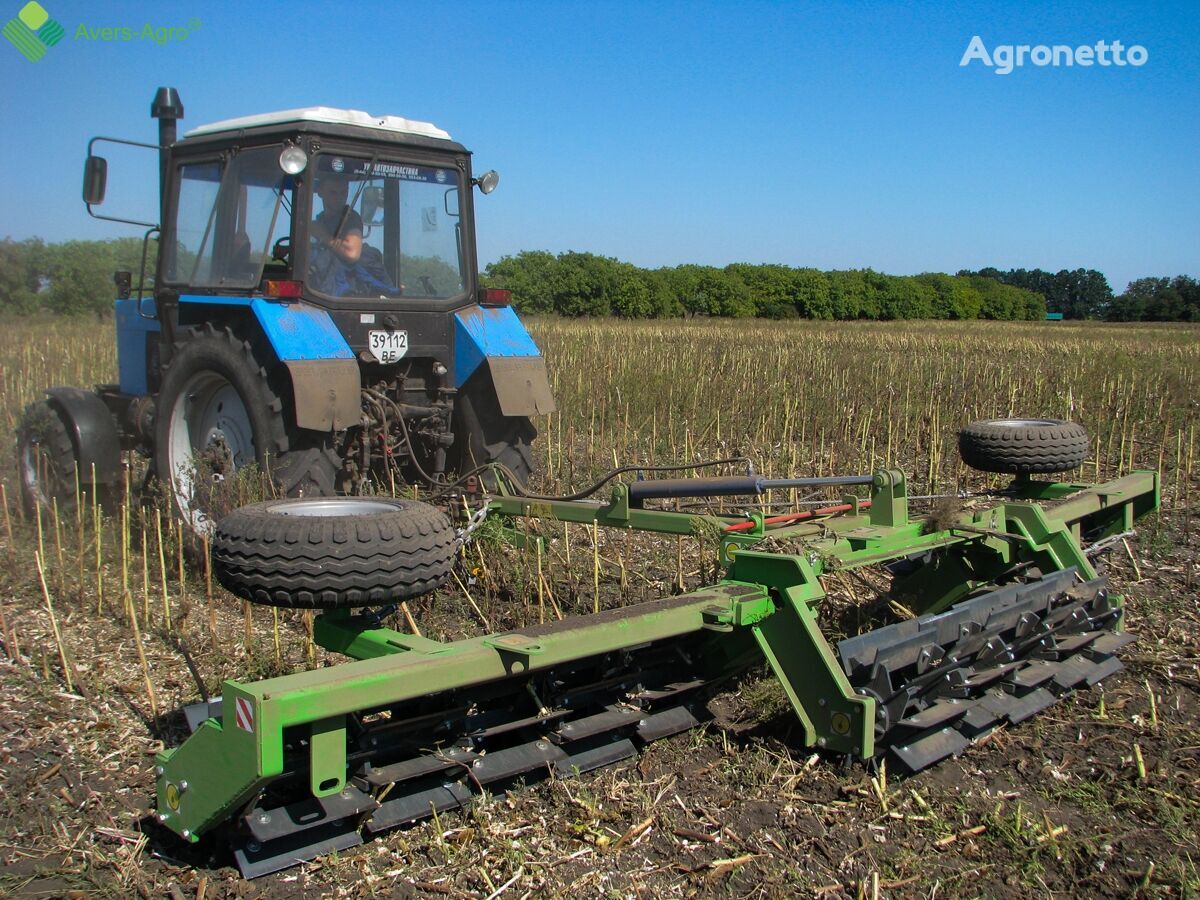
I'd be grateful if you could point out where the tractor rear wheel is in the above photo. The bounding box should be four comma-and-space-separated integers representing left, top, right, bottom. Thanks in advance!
211, 497, 454, 608
16, 400, 88, 516
154, 325, 339, 534
451, 368, 536, 489
958, 418, 1089, 475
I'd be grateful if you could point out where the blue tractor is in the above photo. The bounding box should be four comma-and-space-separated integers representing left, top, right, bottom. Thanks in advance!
17, 87, 554, 537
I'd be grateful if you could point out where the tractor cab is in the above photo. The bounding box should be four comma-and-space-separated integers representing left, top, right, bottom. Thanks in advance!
161, 107, 488, 308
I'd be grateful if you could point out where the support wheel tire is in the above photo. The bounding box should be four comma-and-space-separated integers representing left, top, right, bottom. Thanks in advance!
211, 497, 454, 609
154, 325, 338, 535
958, 418, 1089, 475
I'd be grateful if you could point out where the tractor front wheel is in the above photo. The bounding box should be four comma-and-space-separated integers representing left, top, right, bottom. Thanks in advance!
154, 326, 338, 534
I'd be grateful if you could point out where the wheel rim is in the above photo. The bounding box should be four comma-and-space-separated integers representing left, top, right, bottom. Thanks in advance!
988, 419, 1059, 428
166, 371, 256, 534
267, 499, 401, 518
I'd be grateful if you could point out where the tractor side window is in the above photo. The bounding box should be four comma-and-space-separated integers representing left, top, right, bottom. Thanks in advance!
169, 162, 221, 283
166, 148, 292, 290
236, 151, 293, 283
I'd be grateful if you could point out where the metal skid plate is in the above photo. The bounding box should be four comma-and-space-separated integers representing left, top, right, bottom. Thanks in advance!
837, 569, 1132, 772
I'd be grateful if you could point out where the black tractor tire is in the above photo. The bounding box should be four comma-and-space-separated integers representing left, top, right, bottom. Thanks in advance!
154, 324, 339, 535
451, 367, 537, 489
958, 418, 1089, 475
16, 400, 92, 517
211, 497, 454, 609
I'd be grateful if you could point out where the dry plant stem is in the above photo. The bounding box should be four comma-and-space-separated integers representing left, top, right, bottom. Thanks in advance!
0, 589, 9, 660
272, 606, 281, 663
141, 523, 150, 627
537, 538, 545, 624
243, 600, 253, 654
400, 601, 421, 636
304, 610, 315, 666
92, 481, 103, 613
34, 503, 45, 580
1123, 537, 1144, 581
51, 496, 64, 595
124, 573, 159, 720
87, 480, 97, 607
0, 482, 14, 563
176, 520, 186, 617
203, 534, 218, 648
120, 503, 131, 620
592, 520, 600, 614
155, 510, 171, 632
451, 567, 492, 631
34, 549, 72, 692
538, 569, 564, 620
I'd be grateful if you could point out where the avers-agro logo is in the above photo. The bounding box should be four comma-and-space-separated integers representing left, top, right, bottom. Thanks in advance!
3, 1, 63, 62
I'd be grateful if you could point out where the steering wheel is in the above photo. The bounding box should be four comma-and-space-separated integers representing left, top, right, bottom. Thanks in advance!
271, 236, 292, 263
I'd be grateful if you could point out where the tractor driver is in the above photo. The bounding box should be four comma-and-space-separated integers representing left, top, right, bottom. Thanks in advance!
311, 175, 363, 266
308, 174, 401, 297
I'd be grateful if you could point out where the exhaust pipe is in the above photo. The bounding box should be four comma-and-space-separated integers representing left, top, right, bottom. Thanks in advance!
150, 87, 183, 224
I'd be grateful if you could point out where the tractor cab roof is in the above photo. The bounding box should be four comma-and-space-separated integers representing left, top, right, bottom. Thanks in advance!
178, 106, 467, 154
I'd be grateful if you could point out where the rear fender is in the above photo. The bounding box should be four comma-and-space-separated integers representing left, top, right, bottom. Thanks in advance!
45, 387, 122, 486
453, 305, 555, 416
178, 296, 361, 432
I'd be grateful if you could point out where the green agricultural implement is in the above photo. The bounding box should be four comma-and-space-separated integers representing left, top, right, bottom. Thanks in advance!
152, 419, 1159, 877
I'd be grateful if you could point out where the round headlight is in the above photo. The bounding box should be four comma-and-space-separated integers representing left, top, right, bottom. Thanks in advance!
477, 169, 500, 194
279, 145, 308, 175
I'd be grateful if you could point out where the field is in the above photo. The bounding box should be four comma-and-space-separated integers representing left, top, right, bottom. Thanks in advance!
0, 315, 1197, 898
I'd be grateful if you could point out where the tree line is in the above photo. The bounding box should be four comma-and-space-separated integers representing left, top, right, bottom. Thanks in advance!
0, 236, 154, 316
484, 251, 1046, 320
1, 237, 1196, 322
957, 267, 1200, 322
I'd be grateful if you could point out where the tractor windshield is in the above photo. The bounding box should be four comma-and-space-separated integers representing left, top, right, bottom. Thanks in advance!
305, 154, 465, 300
165, 146, 292, 290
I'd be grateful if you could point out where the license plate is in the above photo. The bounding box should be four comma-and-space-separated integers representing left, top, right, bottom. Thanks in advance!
368, 329, 408, 364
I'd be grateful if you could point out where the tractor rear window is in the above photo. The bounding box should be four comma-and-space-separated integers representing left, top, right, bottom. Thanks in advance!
166, 147, 293, 290
305, 154, 465, 301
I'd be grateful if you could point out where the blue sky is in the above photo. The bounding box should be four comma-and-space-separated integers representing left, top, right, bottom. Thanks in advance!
0, 0, 1196, 292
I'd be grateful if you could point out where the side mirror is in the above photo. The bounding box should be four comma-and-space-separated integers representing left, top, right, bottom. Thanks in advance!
360, 186, 385, 225
113, 270, 132, 300
443, 187, 460, 217
83, 155, 108, 205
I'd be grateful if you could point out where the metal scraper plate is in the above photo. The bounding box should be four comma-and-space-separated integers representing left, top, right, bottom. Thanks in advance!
890, 727, 971, 772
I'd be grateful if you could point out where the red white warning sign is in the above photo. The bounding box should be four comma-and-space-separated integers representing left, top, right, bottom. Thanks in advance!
234, 696, 255, 733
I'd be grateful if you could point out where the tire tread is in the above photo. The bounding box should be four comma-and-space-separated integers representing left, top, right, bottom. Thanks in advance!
211, 498, 454, 609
